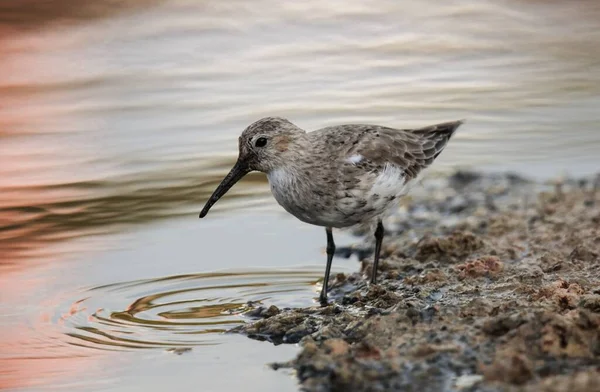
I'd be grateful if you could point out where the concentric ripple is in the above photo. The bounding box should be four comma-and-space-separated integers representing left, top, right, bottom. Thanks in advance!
58, 268, 323, 351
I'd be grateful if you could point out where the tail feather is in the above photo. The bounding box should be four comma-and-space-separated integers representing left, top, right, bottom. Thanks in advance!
412, 119, 464, 160
411, 119, 464, 137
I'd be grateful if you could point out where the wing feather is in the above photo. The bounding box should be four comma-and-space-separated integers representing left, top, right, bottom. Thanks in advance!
347, 120, 463, 180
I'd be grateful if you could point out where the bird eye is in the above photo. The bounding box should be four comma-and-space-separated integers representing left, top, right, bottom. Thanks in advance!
255, 137, 267, 147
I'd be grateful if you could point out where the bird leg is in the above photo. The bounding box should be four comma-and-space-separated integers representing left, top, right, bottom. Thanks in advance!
320, 227, 335, 306
371, 220, 384, 284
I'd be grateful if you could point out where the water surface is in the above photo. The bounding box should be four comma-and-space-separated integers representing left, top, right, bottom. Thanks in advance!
1, 0, 599, 390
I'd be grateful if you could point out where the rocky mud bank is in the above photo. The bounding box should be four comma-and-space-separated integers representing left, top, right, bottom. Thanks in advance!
233, 171, 600, 392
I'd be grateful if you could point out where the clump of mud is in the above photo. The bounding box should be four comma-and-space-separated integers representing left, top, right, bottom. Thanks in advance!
231, 171, 600, 392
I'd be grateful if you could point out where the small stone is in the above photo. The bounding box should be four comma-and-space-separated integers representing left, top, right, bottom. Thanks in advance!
454, 374, 484, 390
243, 305, 280, 319
264, 305, 281, 318
427, 290, 443, 302
243, 306, 267, 318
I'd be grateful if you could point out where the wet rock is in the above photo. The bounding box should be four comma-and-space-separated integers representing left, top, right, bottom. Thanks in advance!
232, 311, 316, 344
243, 305, 280, 319
284, 322, 319, 344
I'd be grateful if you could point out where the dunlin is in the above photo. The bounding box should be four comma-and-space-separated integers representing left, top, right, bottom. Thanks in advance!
199, 117, 463, 304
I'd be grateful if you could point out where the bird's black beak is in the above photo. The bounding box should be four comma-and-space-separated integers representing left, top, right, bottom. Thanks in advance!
199, 159, 250, 218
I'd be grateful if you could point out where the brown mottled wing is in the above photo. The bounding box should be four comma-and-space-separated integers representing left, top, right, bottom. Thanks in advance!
349, 120, 463, 180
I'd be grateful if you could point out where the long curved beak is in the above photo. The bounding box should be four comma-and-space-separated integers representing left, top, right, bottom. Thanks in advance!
199, 160, 250, 218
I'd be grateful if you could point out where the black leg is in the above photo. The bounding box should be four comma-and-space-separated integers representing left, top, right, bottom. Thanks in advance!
319, 227, 335, 305
371, 220, 384, 284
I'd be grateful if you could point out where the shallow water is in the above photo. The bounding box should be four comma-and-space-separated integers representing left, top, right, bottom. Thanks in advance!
1, 213, 359, 391
1, 0, 599, 390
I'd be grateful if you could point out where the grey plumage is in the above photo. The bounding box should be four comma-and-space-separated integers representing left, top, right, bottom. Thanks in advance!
199, 116, 463, 304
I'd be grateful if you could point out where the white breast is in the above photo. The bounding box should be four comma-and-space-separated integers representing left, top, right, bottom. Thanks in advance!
267, 168, 293, 190
267, 167, 326, 225
266, 167, 295, 207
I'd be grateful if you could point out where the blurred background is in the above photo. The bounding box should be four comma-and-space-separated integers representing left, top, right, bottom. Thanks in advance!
1, 0, 599, 391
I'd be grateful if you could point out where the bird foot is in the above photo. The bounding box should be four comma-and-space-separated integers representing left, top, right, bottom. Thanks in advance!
318, 295, 329, 307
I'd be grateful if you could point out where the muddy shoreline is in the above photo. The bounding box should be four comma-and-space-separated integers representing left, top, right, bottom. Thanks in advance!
231, 171, 600, 392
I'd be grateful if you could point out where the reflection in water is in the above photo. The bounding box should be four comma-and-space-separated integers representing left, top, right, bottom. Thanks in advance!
63, 269, 321, 350
0, 0, 164, 32
1, 0, 600, 390
0, 157, 270, 266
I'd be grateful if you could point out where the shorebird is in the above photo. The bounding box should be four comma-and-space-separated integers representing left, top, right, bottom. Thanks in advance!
199, 117, 463, 305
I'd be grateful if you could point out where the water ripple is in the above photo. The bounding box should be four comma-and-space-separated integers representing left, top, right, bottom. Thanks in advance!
58, 269, 321, 351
